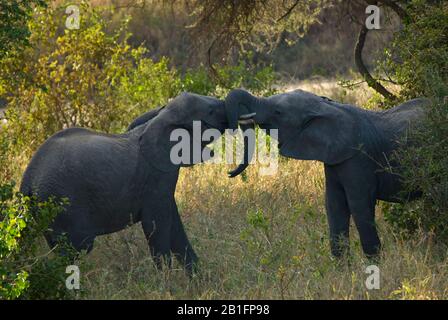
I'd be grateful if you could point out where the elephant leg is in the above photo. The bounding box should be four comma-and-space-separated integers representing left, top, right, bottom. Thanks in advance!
141, 205, 173, 270
45, 232, 58, 250
349, 199, 380, 258
45, 205, 96, 256
45, 231, 95, 255
336, 162, 381, 258
68, 233, 96, 254
170, 204, 198, 276
324, 165, 351, 258
45, 231, 95, 268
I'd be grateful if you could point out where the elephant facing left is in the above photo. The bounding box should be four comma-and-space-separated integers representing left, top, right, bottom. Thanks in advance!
20, 92, 229, 275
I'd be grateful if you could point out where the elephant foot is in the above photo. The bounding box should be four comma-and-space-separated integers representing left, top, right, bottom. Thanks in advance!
362, 242, 381, 262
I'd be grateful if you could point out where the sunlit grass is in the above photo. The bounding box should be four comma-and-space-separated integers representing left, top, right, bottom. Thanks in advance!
8, 80, 448, 300
81, 159, 448, 299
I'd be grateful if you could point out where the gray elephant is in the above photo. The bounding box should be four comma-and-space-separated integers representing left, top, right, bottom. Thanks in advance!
224, 88, 428, 258
20, 92, 229, 275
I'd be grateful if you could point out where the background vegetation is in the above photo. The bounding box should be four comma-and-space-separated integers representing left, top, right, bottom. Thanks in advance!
0, 0, 447, 299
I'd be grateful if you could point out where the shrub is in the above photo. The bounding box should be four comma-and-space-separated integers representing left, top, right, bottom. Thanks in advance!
181, 57, 277, 99
0, 0, 47, 58
0, 1, 180, 136
0, 1, 181, 180
0, 182, 80, 300
0, 2, 278, 183
0, 1, 278, 299
383, 0, 448, 100
382, 1, 448, 241
386, 86, 448, 240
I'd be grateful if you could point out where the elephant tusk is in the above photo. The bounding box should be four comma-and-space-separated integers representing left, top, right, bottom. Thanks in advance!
238, 113, 256, 120
238, 119, 254, 125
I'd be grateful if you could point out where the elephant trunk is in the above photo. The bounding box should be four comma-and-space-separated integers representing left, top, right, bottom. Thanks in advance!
225, 89, 258, 178
227, 121, 255, 178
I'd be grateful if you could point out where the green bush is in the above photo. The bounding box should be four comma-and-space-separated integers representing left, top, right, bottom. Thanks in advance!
0, 1, 179, 135
386, 89, 448, 240
0, 1, 278, 299
0, 0, 47, 58
181, 57, 277, 99
0, 2, 277, 183
0, 182, 80, 300
0, 2, 181, 180
383, 0, 448, 100
382, 1, 448, 241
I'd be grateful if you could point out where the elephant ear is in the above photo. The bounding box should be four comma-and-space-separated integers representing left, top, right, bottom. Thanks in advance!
138, 110, 179, 172
280, 104, 361, 165
127, 105, 165, 131
138, 109, 215, 172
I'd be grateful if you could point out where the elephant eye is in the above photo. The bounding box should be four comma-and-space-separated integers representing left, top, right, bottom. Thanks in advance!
275, 109, 282, 115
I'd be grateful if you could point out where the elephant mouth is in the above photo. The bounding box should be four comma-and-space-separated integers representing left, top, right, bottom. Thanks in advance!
238, 113, 256, 125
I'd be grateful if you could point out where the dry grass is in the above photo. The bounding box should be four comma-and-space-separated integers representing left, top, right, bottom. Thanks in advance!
81, 160, 448, 300
76, 81, 448, 300
280, 78, 373, 106
277, 76, 401, 109
11, 80, 448, 300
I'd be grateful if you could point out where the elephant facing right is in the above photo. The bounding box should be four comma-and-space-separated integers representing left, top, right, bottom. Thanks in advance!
20, 92, 231, 276
225, 88, 429, 258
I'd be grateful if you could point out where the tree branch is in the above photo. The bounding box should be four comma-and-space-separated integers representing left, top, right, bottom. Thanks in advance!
277, 0, 300, 22
379, 0, 409, 21
354, 24, 397, 101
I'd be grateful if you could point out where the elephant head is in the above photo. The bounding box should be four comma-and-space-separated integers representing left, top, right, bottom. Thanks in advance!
138, 92, 228, 172
225, 88, 361, 176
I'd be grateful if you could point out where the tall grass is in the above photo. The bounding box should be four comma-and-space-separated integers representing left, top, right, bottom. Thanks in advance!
81, 160, 448, 299
11, 81, 448, 300
81, 80, 448, 300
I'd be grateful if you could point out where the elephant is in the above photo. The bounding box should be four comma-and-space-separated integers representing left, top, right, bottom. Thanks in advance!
20, 92, 230, 275
224, 88, 429, 258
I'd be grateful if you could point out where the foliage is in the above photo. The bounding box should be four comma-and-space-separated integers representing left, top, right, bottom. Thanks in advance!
186, 0, 332, 59
0, 1, 181, 180
0, 1, 179, 133
0, 1, 278, 180
0, 0, 47, 59
382, 1, 448, 241
87, 0, 396, 79
382, 0, 448, 100
182, 57, 277, 98
0, 1, 278, 300
386, 88, 448, 240
382, 201, 422, 238
0, 182, 79, 300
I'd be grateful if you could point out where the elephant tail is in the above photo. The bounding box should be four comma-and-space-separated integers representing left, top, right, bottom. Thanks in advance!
19, 183, 31, 197
19, 160, 35, 197
19, 174, 31, 197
